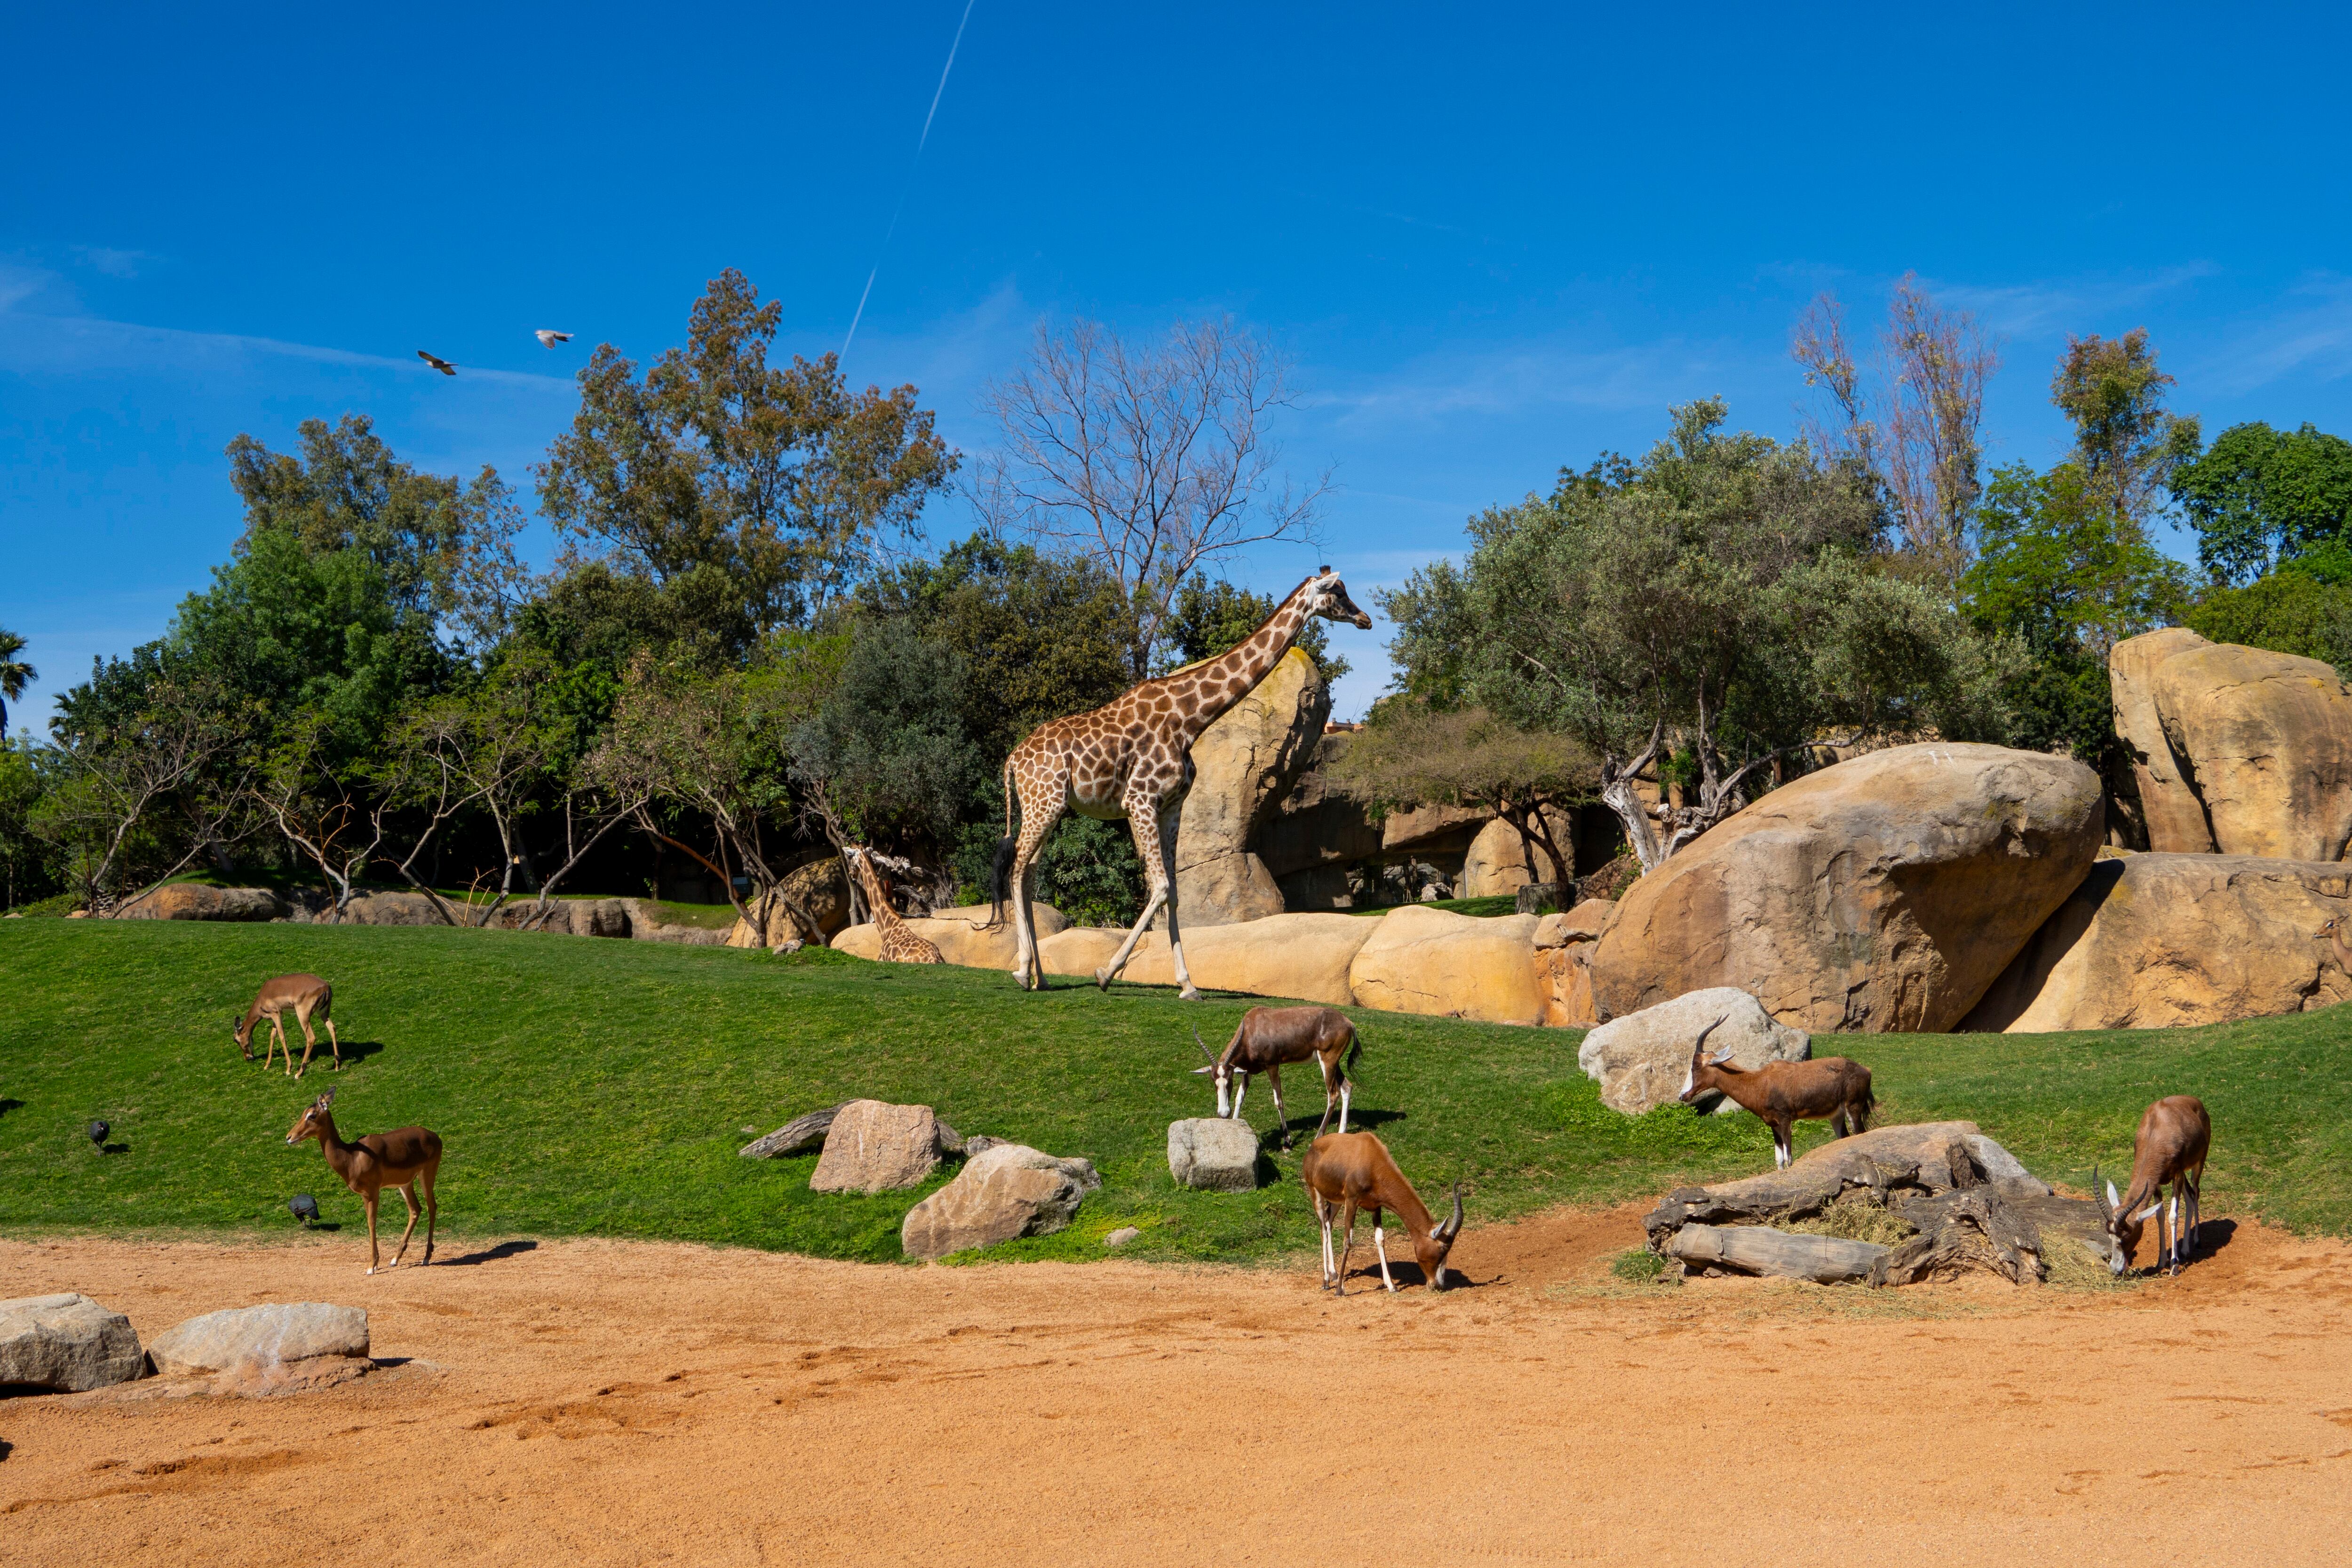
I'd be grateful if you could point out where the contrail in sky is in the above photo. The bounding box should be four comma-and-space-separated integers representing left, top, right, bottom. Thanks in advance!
841, 0, 978, 362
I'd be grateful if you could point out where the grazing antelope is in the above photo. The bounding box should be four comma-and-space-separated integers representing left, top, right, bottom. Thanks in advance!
284, 1088, 443, 1274
1677, 1014, 1874, 1171
1301, 1131, 1463, 1295
2094, 1094, 2211, 1277
231, 973, 341, 1077
1192, 1007, 1362, 1148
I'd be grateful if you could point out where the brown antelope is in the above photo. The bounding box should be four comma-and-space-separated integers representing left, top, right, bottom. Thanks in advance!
2320, 914, 2352, 975
1192, 1007, 1362, 1148
1677, 1014, 1875, 1171
231, 973, 341, 1078
1301, 1130, 1463, 1295
2094, 1094, 2211, 1277
284, 1088, 443, 1274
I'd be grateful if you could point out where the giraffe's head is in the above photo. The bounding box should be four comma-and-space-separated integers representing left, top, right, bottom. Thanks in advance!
1306, 566, 1372, 630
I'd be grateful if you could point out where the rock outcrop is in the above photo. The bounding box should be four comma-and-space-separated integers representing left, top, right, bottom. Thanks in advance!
1167, 1118, 1262, 1191
831, 904, 1071, 969
115, 884, 287, 921
146, 1302, 368, 1378
1260, 731, 1383, 911
1172, 648, 1332, 927
809, 1101, 941, 1193
1348, 905, 1545, 1024
1035, 911, 1377, 1005
1577, 988, 1810, 1116
2111, 629, 2352, 860
899, 1143, 1100, 1259
1458, 813, 1572, 899
726, 859, 854, 947
1589, 743, 2104, 1033
0, 1293, 144, 1392
1963, 853, 2352, 1031
1532, 899, 1614, 1027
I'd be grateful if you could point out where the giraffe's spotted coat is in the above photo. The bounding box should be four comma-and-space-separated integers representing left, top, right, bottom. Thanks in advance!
846, 848, 943, 965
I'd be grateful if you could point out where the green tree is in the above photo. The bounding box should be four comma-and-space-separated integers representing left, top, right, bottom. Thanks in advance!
1330, 700, 1591, 884
2049, 328, 2201, 524
227, 413, 528, 644
536, 269, 957, 637
0, 740, 52, 909
1385, 400, 2014, 869
0, 627, 33, 736
2185, 572, 2352, 672
2171, 421, 2352, 586
790, 619, 979, 876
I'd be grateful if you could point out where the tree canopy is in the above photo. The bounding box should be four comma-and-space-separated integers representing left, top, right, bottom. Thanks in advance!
2171, 420, 2352, 587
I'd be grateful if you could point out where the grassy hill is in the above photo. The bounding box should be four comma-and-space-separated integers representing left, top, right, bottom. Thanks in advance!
2, 919, 2348, 1265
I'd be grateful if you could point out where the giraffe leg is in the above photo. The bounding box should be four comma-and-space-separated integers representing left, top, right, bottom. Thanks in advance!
1096, 797, 1174, 990
1008, 774, 1066, 992
1158, 801, 1200, 1001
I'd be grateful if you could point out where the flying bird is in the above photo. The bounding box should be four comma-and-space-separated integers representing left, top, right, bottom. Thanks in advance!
290, 1193, 320, 1227
417, 350, 457, 376
87, 1119, 109, 1152
533, 329, 572, 348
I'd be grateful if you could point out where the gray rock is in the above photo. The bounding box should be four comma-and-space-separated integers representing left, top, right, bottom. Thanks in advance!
1578, 988, 1810, 1116
0, 1293, 145, 1392
1168, 1117, 1262, 1192
1104, 1226, 1142, 1249
809, 1100, 940, 1193
145, 1302, 369, 1378
960, 1134, 1005, 1159
900, 1144, 1102, 1259
739, 1103, 846, 1159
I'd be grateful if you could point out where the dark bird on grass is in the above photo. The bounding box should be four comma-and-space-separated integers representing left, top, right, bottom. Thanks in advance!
87, 1119, 109, 1151
290, 1193, 320, 1227
533, 329, 572, 347
417, 349, 457, 376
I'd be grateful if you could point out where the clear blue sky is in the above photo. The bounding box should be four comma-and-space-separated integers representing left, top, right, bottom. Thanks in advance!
7, 2, 2352, 726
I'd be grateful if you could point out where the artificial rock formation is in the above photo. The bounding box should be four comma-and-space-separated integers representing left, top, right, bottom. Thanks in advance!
1963, 853, 2352, 1031
1171, 647, 1332, 927
899, 1143, 1100, 1259
1589, 743, 2104, 1033
1457, 813, 1573, 899
1347, 904, 1545, 1024
1532, 899, 1615, 1027
1036, 911, 1377, 1006
2111, 629, 2352, 860
1260, 731, 1384, 912
832, 904, 1070, 969
114, 884, 287, 921
1577, 987, 1810, 1116
0, 1293, 144, 1392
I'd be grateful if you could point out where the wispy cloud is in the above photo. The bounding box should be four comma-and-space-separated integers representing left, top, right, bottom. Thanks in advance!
73, 245, 153, 279
2193, 274, 2352, 395
1304, 334, 1740, 433
1935, 263, 2220, 340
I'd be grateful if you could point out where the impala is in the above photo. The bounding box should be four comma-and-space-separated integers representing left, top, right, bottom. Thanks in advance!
231, 973, 341, 1078
285, 1088, 443, 1274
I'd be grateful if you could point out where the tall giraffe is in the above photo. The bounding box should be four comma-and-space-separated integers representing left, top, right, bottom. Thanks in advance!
993, 569, 1370, 1000
845, 846, 944, 965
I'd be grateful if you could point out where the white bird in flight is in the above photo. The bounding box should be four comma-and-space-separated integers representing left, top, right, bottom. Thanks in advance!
534, 329, 572, 348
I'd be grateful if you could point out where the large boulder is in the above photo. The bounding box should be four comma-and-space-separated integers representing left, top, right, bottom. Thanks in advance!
726, 859, 854, 947
1963, 853, 2352, 1031
1458, 813, 1573, 899
809, 1100, 941, 1193
1589, 743, 2104, 1033
831, 905, 1070, 968
1036, 911, 1375, 1005
2149, 639, 2352, 861
336, 891, 447, 926
2110, 628, 2215, 852
1347, 905, 1545, 1024
146, 1302, 368, 1378
1532, 900, 1614, 1028
1578, 988, 1810, 1115
115, 884, 287, 922
899, 1144, 1101, 1259
1167, 1117, 1262, 1191
1172, 648, 1332, 927
0, 1293, 144, 1392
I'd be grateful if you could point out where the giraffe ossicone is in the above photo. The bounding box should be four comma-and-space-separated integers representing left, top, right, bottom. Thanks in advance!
992, 569, 1371, 1000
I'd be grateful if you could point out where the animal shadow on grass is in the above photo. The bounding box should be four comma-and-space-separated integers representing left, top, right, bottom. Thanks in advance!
0, 1098, 24, 1119
1259, 1106, 1409, 1151
100, 1142, 130, 1155
437, 1239, 539, 1268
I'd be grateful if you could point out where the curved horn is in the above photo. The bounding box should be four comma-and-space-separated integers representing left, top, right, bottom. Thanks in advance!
1692, 1013, 1730, 1061
1437, 1183, 1464, 1242
2091, 1163, 2113, 1223
1192, 1027, 1218, 1067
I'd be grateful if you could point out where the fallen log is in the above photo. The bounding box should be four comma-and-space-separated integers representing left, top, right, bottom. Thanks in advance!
1666, 1223, 1889, 1284
739, 1104, 848, 1159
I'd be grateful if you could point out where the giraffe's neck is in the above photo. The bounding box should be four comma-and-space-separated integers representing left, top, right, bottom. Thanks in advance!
1174, 582, 1317, 743
854, 857, 903, 931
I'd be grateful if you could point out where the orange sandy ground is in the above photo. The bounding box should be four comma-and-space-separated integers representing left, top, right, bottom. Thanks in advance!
3, 1207, 2350, 1567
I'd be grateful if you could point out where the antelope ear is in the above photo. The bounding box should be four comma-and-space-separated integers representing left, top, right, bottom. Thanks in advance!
1191, 1064, 1215, 1075
2132, 1203, 2161, 1222
2106, 1180, 2121, 1208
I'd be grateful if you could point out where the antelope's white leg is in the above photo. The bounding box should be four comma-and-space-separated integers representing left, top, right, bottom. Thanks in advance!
1375, 1224, 1396, 1293
1339, 1082, 1351, 1136
1232, 1074, 1247, 1120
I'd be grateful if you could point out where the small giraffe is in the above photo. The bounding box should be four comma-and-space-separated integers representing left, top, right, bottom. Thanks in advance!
993, 568, 1370, 1000
846, 847, 944, 965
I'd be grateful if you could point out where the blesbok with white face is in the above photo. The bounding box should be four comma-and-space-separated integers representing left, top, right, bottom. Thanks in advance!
1192, 1006, 1361, 1148
1677, 1014, 1875, 1170
2094, 1094, 2211, 1277
1301, 1130, 1462, 1295
231, 972, 341, 1077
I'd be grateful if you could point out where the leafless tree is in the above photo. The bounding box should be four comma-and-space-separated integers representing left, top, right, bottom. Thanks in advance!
1793, 275, 1999, 586
974, 317, 1331, 678
39, 677, 247, 911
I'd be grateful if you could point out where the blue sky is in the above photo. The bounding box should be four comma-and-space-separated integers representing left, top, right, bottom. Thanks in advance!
7, 2, 2352, 727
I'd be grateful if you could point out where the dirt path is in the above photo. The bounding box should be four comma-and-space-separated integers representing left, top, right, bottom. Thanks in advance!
5, 1209, 2351, 1567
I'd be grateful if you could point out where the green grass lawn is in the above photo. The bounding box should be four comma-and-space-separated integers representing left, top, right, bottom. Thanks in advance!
2, 919, 2348, 1266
